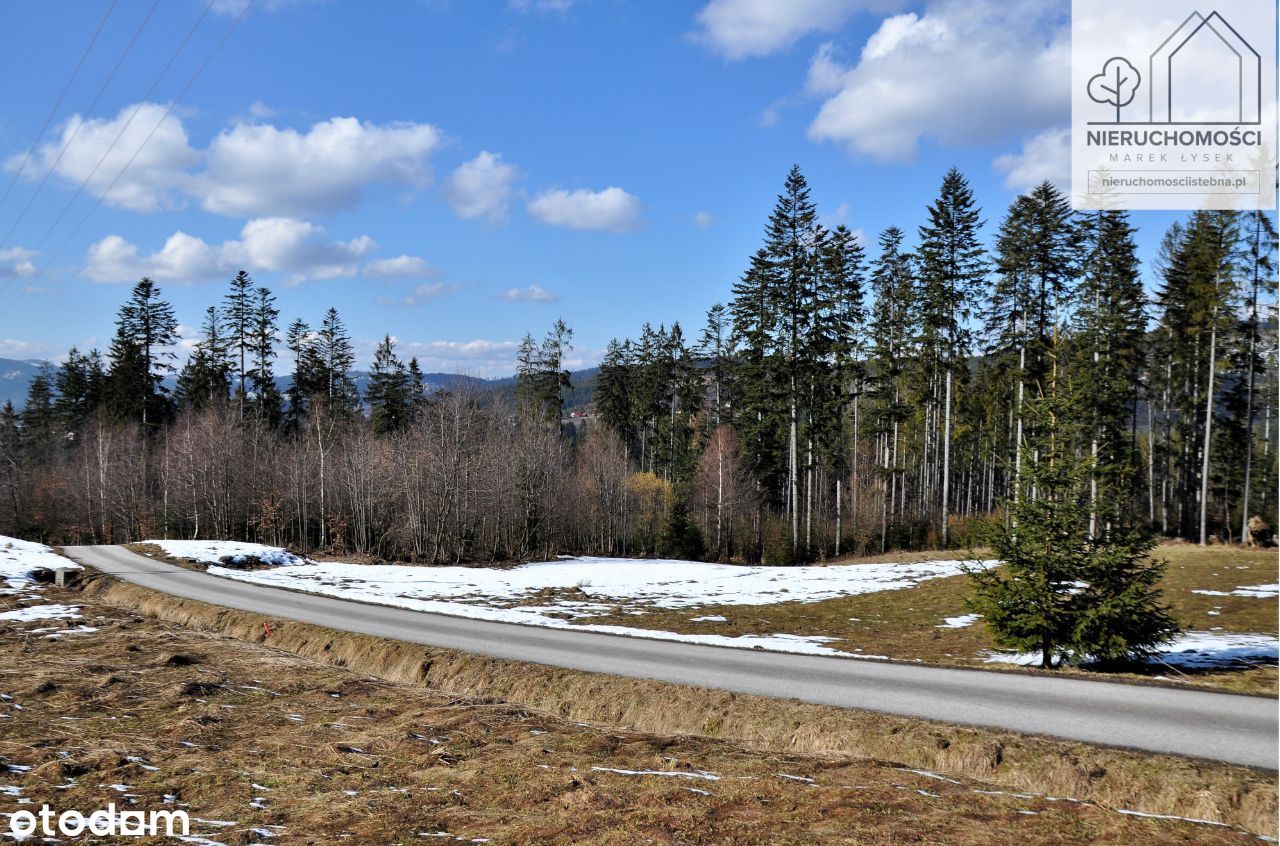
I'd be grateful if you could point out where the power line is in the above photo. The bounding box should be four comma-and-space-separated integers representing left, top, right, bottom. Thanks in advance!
0, 0, 256, 323
0, 0, 120, 214
0, 0, 163, 254
21, 0, 220, 258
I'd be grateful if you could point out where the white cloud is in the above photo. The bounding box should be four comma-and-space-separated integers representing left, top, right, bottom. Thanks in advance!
498, 284, 559, 302
364, 255, 435, 279
694, 0, 903, 59
446, 151, 519, 222
248, 101, 277, 119
0, 247, 37, 278
805, 42, 847, 95
8, 102, 199, 213
83, 217, 377, 285
199, 117, 441, 217
399, 339, 521, 377
377, 282, 456, 306
11, 106, 442, 218
994, 127, 1070, 193
0, 338, 62, 360
819, 201, 850, 230
527, 186, 641, 232
806, 0, 1069, 161
692, 210, 715, 228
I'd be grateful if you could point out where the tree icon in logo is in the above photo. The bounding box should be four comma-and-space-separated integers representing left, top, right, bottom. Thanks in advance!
1087, 57, 1141, 122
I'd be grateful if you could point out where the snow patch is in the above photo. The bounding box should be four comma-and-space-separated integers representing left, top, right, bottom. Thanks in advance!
590, 766, 720, 781
1192, 584, 1278, 599
0, 603, 82, 623
0, 535, 79, 594
936, 614, 981, 629
984, 631, 1278, 669
144, 540, 310, 568
1115, 808, 1230, 827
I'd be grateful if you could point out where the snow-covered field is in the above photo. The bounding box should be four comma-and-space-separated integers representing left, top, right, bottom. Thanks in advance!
146, 540, 994, 657
983, 631, 1279, 669
0, 536, 95, 639
148, 541, 991, 608
143, 540, 1280, 668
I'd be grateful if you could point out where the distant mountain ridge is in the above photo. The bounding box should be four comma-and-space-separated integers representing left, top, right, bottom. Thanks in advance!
0, 357, 597, 413
0, 359, 50, 407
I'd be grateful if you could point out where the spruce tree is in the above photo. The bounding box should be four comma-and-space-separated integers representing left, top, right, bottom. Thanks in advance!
224, 270, 255, 417
54, 347, 104, 435
515, 319, 573, 427
249, 286, 283, 427
818, 223, 867, 553
917, 167, 988, 545
21, 368, 58, 460
316, 307, 359, 415
1072, 210, 1145, 534
660, 497, 705, 560
406, 357, 426, 419
286, 319, 323, 425
971, 337, 1178, 667
1237, 211, 1278, 539
729, 248, 785, 516
596, 339, 637, 451
104, 278, 179, 432
367, 335, 412, 435
697, 303, 734, 430
1184, 212, 1244, 544
867, 227, 916, 548
970, 364, 1088, 668
175, 306, 232, 410
0, 401, 21, 530
761, 165, 823, 553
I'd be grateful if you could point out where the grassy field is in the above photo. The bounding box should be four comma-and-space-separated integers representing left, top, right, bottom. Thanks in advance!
567, 543, 1278, 695
1, 582, 1273, 844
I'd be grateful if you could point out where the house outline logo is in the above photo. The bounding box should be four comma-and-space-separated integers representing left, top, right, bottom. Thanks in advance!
1087, 9, 1262, 125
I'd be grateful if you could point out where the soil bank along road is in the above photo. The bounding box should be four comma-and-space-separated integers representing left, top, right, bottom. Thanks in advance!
65, 544, 1278, 770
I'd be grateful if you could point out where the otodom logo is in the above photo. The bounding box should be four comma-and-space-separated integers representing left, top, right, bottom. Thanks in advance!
7, 804, 190, 839
1070, 0, 1277, 211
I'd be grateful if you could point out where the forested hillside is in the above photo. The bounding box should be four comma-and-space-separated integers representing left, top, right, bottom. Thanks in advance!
1, 167, 1275, 564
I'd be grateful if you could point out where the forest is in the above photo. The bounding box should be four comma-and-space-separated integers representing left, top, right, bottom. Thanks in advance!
1, 166, 1276, 566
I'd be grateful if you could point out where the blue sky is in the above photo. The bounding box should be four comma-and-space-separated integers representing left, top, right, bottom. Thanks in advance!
0, 0, 1196, 376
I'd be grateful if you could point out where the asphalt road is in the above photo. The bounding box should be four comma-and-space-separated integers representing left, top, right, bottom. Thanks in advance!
63, 544, 1278, 770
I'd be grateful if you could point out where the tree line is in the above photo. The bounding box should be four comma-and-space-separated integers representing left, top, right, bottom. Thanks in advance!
0, 166, 1275, 569
598, 167, 1277, 563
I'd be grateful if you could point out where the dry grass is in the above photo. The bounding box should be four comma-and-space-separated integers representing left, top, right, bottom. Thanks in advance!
573, 542, 1279, 695
0, 570, 1266, 841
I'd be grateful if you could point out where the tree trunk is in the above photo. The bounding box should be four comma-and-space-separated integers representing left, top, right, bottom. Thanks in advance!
789, 379, 798, 552
941, 368, 952, 546
1146, 398, 1156, 525
1240, 266, 1259, 542
1199, 307, 1218, 546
